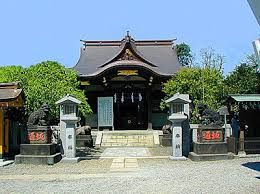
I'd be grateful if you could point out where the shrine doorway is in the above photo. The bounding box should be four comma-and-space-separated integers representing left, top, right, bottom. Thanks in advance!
113, 88, 147, 130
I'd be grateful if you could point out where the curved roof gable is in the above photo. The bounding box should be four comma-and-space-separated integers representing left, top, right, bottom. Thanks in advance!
73, 34, 181, 77
99, 37, 157, 68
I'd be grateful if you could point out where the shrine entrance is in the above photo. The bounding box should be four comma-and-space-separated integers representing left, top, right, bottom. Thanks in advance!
114, 89, 147, 130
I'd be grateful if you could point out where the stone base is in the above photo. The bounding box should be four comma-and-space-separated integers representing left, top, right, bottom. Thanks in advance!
76, 135, 93, 147
15, 153, 62, 165
193, 142, 228, 154
188, 152, 234, 161
20, 144, 57, 155
169, 156, 187, 161
238, 151, 247, 157
161, 134, 172, 147
60, 157, 80, 163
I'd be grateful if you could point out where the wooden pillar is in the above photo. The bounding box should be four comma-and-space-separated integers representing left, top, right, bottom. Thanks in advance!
146, 89, 152, 130
4, 116, 9, 154
0, 109, 3, 159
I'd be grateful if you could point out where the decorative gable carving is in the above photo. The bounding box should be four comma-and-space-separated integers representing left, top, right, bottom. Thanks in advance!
117, 49, 140, 61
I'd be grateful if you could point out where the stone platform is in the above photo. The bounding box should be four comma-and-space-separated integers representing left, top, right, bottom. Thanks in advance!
189, 142, 234, 161
189, 152, 234, 161
95, 130, 160, 147
15, 144, 61, 165
101, 147, 151, 158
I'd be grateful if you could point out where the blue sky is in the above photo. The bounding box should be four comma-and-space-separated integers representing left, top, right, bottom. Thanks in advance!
0, 0, 259, 74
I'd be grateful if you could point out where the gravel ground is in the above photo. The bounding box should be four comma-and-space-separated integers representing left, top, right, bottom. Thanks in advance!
0, 157, 259, 193
148, 146, 172, 156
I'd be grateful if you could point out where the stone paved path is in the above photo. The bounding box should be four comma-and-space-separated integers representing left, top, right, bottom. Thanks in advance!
110, 158, 139, 172
101, 147, 151, 157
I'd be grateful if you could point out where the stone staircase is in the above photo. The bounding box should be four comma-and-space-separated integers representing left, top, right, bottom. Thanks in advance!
97, 131, 160, 147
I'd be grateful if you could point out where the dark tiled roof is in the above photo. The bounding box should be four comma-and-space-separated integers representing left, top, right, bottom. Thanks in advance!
73, 36, 181, 77
0, 88, 22, 101
0, 82, 23, 101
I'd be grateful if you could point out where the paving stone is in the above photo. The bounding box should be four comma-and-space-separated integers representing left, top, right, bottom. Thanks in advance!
113, 158, 125, 163
101, 147, 151, 157
110, 163, 124, 168
125, 158, 137, 163
125, 163, 138, 168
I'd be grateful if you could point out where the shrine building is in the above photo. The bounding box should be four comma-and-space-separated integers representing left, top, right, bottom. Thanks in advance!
0, 82, 25, 159
73, 33, 181, 130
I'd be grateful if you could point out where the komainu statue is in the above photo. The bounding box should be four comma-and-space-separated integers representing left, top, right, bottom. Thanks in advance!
197, 103, 223, 127
76, 125, 91, 135
27, 104, 50, 128
162, 124, 172, 134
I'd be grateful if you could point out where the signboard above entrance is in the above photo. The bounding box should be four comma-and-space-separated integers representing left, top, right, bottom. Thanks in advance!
117, 70, 138, 76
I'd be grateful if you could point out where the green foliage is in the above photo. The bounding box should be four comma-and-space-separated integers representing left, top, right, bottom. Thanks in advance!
176, 43, 193, 67
0, 61, 92, 120
0, 66, 25, 83
225, 57, 259, 94
162, 67, 224, 121
162, 48, 225, 121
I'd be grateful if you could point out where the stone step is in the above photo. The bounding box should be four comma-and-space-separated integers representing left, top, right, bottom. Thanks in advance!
101, 143, 152, 147
101, 133, 155, 147
102, 138, 153, 142
102, 135, 153, 139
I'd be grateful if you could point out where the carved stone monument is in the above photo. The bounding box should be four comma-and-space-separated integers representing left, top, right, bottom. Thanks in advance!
56, 95, 81, 163
165, 93, 191, 160
15, 104, 62, 165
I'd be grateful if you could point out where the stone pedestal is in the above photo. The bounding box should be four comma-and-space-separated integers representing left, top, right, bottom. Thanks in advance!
76, 135, 93, 147
15, 126, 61, 165
27, 126, 52, 144
169, 114, 188, 160
65, 124, 76, 158
161, 134, 172, 147
171, 122, 183, 158
189, 125, 234, 161
15, 144, 61, 165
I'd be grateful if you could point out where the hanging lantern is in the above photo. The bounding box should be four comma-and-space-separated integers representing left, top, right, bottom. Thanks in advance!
121, 92, 124, 103
114, 93, 117, 103
138, 93, 142, 102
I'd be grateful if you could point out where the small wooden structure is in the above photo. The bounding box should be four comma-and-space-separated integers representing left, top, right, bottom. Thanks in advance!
227, 94, 260, 154
0, 82, 25, 159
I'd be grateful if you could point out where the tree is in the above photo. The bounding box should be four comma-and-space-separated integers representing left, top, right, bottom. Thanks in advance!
225, 55, 259, 94
0, 66, 25, 83
162, 48, 225, 121
176, 43, 193, 67
199, 48, 224, 72
0, 61, 92, 121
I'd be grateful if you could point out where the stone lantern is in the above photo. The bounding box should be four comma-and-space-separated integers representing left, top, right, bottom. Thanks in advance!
56, 95, 81, 162
165, 93, 191, 160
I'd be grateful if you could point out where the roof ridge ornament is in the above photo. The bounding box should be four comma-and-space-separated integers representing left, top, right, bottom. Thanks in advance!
125, 30, 131, 42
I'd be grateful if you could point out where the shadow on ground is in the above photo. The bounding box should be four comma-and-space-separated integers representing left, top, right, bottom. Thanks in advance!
76, 147, 104, 157
242, 162, 260, 172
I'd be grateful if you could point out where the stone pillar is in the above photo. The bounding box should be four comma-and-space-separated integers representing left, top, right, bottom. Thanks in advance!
171, 121, 183, 157
169, 114, 187, 160
64, 123, 76, 158
238, 129, 246, 156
